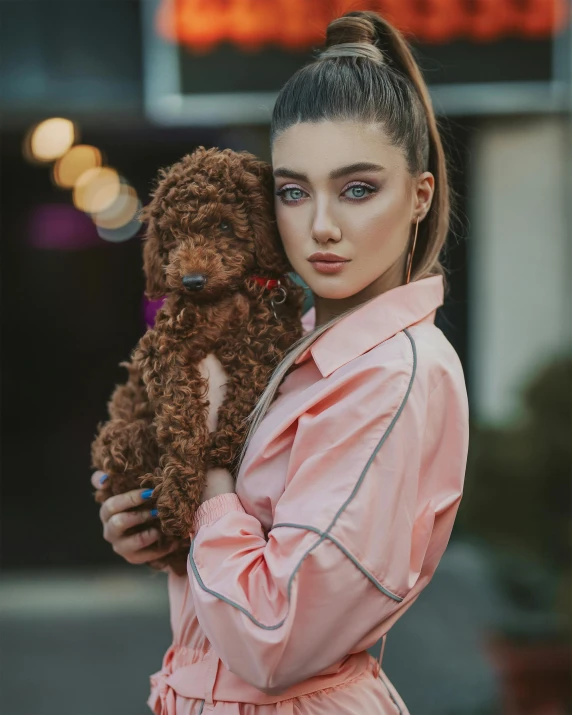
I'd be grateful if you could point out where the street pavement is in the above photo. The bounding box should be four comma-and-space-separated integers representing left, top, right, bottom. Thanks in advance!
0, 541, 501, 715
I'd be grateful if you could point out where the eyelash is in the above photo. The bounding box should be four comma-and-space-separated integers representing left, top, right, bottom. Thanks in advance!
275, 181, 378, 205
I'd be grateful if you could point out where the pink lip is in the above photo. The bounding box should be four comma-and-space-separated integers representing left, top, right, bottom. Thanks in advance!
308, 252, 349, 263
308, 252, 350, 275
309, 261, 349, 275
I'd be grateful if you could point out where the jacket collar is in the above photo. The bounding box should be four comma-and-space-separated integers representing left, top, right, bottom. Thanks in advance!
295, 275, 444, 377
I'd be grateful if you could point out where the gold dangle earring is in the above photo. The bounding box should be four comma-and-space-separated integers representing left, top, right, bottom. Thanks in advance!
405, 217, 419, 285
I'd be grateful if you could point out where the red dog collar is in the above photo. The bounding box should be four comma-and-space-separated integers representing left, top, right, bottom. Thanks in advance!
251, 276, 281, 289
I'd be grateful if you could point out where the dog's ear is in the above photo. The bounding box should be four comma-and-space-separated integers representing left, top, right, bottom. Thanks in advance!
243, 158, 292, 277
140, 204, 166, 300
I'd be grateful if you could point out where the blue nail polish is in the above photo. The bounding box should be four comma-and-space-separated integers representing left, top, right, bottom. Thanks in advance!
150, 508, 158, 517
100, 474, 108, 485
141, 489, 154, 499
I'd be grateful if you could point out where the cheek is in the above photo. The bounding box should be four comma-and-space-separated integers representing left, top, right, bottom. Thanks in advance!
353, 187, 408, 236
275, 201, 302, 258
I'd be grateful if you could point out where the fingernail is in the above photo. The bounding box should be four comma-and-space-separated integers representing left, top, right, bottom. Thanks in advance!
150, 508, 158, 517
141, 489, 154, 499
100, 474, 108, 485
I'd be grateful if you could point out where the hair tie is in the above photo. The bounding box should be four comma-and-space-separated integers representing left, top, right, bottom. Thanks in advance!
319, 42, 384, 65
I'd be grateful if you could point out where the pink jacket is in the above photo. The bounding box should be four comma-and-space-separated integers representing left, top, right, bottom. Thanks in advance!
148, 274, 469, 715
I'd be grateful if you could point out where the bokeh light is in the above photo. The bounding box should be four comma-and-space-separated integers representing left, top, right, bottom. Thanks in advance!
27, 118, 76, 162
143, 295, 166, 329
28, 204, 101, 250
53, 145, 102, 188
96, 212, 142, 243
92, 183, 139, 229
73, 166, 121, 214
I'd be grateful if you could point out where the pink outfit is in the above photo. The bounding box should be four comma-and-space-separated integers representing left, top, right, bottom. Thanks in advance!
148, 275, 469, 715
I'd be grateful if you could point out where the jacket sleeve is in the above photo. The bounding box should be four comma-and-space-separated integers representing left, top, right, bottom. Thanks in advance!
187, 353, 469, 695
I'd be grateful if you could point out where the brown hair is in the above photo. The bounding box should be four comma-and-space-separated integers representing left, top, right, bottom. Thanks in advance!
240, 11, 451, 461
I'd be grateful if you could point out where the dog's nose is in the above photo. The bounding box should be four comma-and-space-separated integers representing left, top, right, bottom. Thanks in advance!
182, 273, 207, 291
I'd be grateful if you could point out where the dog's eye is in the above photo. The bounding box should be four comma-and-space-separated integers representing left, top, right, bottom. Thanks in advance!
218, 221, 231, 232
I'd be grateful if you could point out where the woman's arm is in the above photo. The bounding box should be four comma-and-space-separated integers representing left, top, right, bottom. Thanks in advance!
199, 467, 235, 501
188, 355, 469, 694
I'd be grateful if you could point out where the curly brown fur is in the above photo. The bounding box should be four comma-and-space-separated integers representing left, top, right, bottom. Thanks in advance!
92, 147, 304, 567
91, 362, 189, 574
92, 361, 157, 496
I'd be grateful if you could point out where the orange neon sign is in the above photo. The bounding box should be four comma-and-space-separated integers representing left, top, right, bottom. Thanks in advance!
156, 0, 569, 52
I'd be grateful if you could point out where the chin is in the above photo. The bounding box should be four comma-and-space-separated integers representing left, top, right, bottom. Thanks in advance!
304, 276, 365, 301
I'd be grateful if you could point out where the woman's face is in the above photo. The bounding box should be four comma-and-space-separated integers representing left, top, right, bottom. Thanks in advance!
271, 120, 434, 301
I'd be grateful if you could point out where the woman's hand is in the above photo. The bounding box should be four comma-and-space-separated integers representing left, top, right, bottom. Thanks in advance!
91, 470, 181, 565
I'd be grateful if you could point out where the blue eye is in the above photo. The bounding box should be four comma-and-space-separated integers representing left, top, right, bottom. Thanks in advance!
348, 186, 366, 198
276, 186, 307, 204
343, 183, 376, 200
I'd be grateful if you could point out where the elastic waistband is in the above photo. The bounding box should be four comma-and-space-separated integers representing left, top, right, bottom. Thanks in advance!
157, 649, 372, 705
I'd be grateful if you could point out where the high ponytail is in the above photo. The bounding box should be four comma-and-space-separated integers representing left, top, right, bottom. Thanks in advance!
239, 11, 451, 464
350, 11, 450, 280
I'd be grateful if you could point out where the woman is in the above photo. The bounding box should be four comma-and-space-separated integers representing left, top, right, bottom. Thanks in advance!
93, 10, 469, 714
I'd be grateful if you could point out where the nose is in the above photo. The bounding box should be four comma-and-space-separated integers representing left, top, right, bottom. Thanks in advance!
311, 201, 342, 244
182, 274, 207, 291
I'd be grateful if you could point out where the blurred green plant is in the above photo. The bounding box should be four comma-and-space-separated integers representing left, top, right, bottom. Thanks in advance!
457, 354, 572, 636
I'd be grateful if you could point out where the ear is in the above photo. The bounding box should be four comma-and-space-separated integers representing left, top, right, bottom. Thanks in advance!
140, 205, 167, 300
243, 158, 291, 276
413, 171, 435, 222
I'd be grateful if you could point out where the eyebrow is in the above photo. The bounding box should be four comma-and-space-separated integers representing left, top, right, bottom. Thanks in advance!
273, 162, 385, 182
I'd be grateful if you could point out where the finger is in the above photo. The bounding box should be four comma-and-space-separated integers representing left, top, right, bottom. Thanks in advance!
104, 507, 158, 542
100, 487, 154, 525
93, 488, 108, 505
112, 528, 161, 562
91, 470, 108, 490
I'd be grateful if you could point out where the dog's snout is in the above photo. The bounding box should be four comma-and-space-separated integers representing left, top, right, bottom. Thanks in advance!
182, 273, 207, 291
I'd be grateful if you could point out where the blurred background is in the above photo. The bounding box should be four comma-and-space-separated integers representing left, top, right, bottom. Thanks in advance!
0, 1, 570, 714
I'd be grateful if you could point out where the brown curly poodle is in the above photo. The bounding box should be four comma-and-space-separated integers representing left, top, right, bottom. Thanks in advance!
92, 147, 304, 574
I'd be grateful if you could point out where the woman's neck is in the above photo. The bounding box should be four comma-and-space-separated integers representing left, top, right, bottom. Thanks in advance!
313, 256, 406, 327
